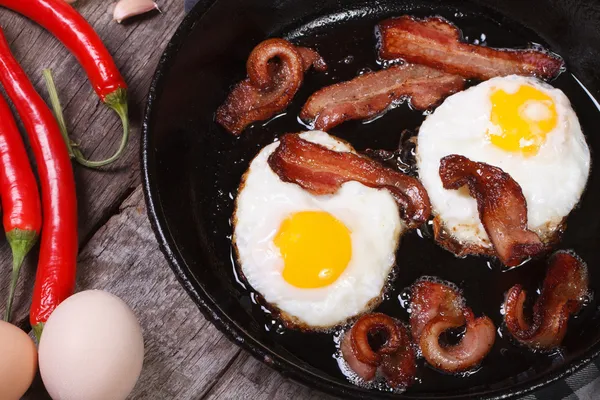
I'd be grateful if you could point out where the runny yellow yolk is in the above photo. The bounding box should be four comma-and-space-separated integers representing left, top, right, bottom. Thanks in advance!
488, 85, 558, 155
274, 211, 352, 289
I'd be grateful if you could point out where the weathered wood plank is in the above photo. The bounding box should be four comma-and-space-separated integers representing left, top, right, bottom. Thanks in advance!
25, 186, 242, 399
203, 351, 336, 400
0, 0, 185, 327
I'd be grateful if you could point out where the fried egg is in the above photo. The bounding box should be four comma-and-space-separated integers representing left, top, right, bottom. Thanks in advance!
233, 131, 404, 329
417, 75, 590, 252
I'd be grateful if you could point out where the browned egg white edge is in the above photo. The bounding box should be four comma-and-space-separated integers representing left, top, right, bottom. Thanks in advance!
230, 133, 404, 332
432, 215, 567, 262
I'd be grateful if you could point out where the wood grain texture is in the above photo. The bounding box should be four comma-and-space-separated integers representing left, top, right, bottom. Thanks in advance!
0, 0, 185, 327
74, 187, 243, 400
204, 351, 336, 400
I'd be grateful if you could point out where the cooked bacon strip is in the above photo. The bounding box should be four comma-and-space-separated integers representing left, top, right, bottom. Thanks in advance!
300, 64, 464, 131
341, 333, 377, 381
341, 313, 416, 388
216, 38, 327, 135
439, 155, 545, 267
378, 16, 564, 80
350, 313, 402, 365
419, 311, 496, 373
409, 280, 464, 342
504, 251, 589, 350
268, 134, 431, 228
296, 47, 327, 72
379, 337, 418, 389
410, 280, 496, 373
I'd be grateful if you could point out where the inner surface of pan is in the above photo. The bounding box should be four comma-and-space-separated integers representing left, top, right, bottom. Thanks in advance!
142, 0, 600, 398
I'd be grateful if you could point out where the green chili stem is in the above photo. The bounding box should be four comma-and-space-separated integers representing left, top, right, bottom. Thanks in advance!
43, 69, 130, 168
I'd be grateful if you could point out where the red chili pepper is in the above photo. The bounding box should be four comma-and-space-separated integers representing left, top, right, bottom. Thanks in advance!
0, 29, 77, 340
0, 0, 129, 168
0, 93, 42, 323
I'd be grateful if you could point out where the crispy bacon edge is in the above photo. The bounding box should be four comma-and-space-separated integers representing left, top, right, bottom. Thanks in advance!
410, 280, 496, 373
341, 313, 417, 388
216, 38, 327, 135
504, 251, 589, 350
300, 64, 464, 131
439, 154, 545, 267
267, 133, 431, 228
377, 16, 564, 80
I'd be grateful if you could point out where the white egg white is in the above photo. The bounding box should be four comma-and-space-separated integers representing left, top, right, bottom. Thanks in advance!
233, 131, 404, 330
417, 75, 590, 252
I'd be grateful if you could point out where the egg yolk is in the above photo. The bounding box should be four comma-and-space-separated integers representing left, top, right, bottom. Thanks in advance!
488, 85, 557, 155
274, 211, 352, 289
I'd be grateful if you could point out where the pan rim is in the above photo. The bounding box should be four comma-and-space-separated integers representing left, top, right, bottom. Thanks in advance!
140, 0, 600, 398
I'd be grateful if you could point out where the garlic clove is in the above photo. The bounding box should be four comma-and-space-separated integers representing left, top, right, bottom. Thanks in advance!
113, 0, 160, 23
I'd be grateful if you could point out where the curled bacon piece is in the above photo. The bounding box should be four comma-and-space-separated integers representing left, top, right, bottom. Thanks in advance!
216, 38, 327, 135
379, 337, 418, 388
420, 311, 496, 373
300, 64, 464, 131
341, 313, 417, 388
409, 279, 464, 341
439, 155, 545, 267
296, 47, 327, 72
268, 134, 431, 228
350, 313, 403, 365
410, 280, 496, 373
504, 251, 589, 350
377, 16, 564, 81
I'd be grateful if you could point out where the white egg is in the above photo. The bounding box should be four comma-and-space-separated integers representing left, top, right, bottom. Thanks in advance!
233, 131, 404, 330
417, 75, 590, 252
39, 290, 144, 400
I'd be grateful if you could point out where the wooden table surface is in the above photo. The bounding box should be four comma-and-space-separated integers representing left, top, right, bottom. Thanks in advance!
0, 1, 334, 398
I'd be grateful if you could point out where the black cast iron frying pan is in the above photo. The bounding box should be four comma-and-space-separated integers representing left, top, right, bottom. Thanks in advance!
141, 0, 600, 398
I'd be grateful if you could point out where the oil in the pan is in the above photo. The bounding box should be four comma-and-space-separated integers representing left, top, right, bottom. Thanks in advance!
416, 219, 435, 239
212, 2, 600, 394
472, 33, 487, 46
398, 287, 411, 312
230, 247, 288, 335
250, 292, 287, 334
260, 112, 288, 128
362, 129, 418, 175
576, 291, 595, 317
331, 324, 415, 393
229, 245, 247, 290
264, 319, 286, 335
341, 55, 355, 64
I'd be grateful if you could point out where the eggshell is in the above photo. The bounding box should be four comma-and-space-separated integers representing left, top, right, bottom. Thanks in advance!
39, 290, 144, 400
0, 321, 37, 400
